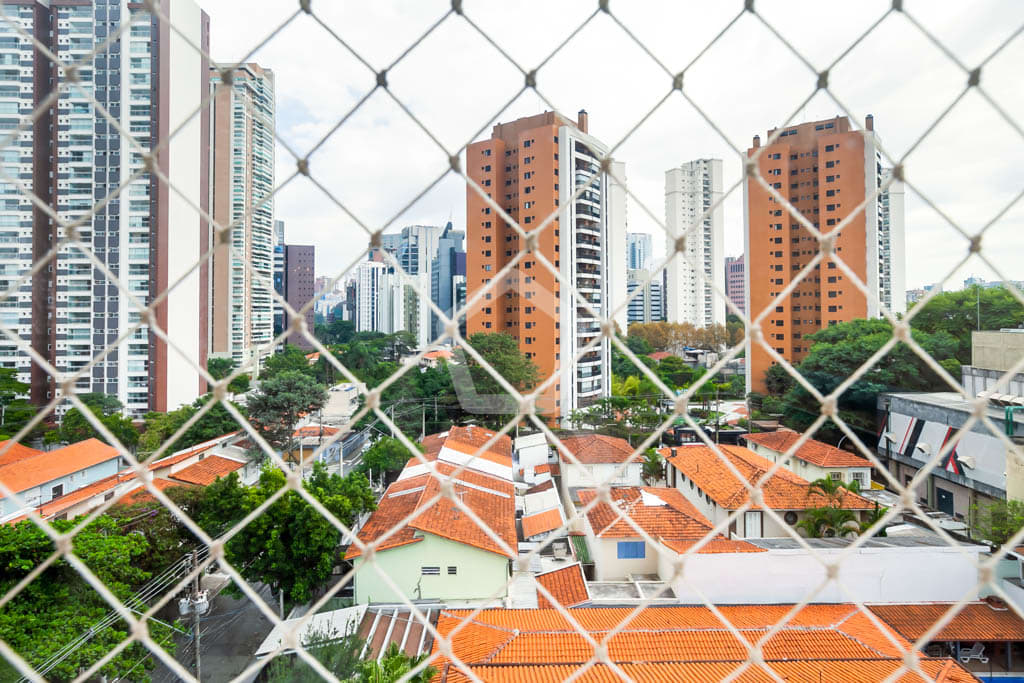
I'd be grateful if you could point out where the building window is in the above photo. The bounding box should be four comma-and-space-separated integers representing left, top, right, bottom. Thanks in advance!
829, 471, 842, 481
421, 566, 440, 576
51, 484, 64, 499
851, 471, 866, 487
447, 566, 457, 575
616, 541, 645, 559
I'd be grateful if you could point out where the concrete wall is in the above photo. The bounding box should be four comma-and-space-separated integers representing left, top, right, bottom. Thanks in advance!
592, 536, 659, 581
562, 462, 642, 489
352, 532, 509, 604
972, 330, 1024, 374
657, 542, 984, 604
962, 366, 1024, 398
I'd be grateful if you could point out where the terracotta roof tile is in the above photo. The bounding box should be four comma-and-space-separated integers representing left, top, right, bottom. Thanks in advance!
647, 351, 674, 361
526, 479, 555, 495
440, 660, 975, 683
146, 433, 238, 470
293, 425, 341, 438
533, 464, 551, 475
535, 563, 589, 609
346, 463, 516, 559
660, 445, 875, 511
743, 431, 873, 468
0, 440, 44, 468
521, 508, 564, 539
661, 537, 767, 554
559, 434, 637, 464
117, 479, 187, 505
870, 602, 1024, 642
170, 456, 245, 486
432, 604, 923, 673
0, 438, 121, 495
577, 487, 712, 540
416, 426, 514, 473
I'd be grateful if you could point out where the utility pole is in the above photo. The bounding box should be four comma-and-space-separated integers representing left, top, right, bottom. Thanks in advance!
977, 284, 981, 331
191, 550, 201, 680
421, 403, 425, 440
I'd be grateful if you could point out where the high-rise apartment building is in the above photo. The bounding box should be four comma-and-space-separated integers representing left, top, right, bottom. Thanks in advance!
430, 221, 465, 340
744, 114, 905, 393
397, 224, 442, 349
355, 260, 403, 334
272, 219, 285, 336
725, 255, 745, 315
627, 269, 665, 324
0, 0, 210, 416
627, 232, 652, 271
282, 245, 315, 349
665, 159, 725, 328
466, 110, 625, 421
209, 63, 274, 368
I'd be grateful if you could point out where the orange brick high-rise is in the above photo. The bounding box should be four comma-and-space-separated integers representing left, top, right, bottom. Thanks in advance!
466, 111, 625, 422
744, 115, 904, 394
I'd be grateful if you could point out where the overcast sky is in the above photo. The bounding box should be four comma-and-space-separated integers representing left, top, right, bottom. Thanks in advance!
200, 0, 1024, 292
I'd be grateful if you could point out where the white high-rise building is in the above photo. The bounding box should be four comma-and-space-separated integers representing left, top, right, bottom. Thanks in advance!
626, 232, 652, 271
0, 0, 209, 415
664, 159, 725, 328
608, 161, 628, 336
627, 269, 665, 324
877, 166, 906, 316
355, 260, 404, 334
209, 63, 275, 367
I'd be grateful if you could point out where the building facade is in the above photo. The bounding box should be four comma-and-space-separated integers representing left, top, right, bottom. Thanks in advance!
725, 255, 745, 315
272, 220, 285, 337
665, 159, 725, 328
355, 259, 403, 334
627, 232, 652, 271
627, 269, 665, 324
429, 221, 465, 340
465, 110, 625, 421
208, 63, 274, 368
282, 245, 314, 348
0, 0, 210, 416
744, 115, 905, 393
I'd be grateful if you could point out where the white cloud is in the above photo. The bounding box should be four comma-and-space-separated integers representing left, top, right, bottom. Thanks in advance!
200, 0, 1024, 291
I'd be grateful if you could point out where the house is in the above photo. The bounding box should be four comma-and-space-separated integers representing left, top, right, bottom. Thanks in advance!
513, 431, 550, 471
0, 438, 123, 521
344, 461, 515, 604
428, 604, 976, 681
742, 430, 873, 487
534, 563, 589, 608
421, 349, 454, 368
574, 486, 747, 581
558, 434, 642, 503
660, 444, 875, 538
287, 425, 343, 465
400, 425, 514, 482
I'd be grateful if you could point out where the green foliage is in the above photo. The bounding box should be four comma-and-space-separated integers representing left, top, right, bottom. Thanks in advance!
972, 498, 1024, 547
0, 368, 38, 441
910, 285, 1024, 363
360, 437, 422, 477
0, 516, 175, 681
247, 370, 328, 456
314, 318, 357, 346
138, 394, 245, 458
466, 332, 540, 394
263, 627, 363, 682
779, 318, 959, 439
796, 505, 858, 539
200, 464, 375, 603
45, 402, 139, 449
624, 334, 653, 355
657, 355, 696, 389
263, 344, 317, 381
641, 449, 664, 484
763, 364, 794, 396
357, 642, 436, 683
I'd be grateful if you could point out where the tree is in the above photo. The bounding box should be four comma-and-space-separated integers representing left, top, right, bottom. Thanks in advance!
458, 333, 540, 422
357, 642, 436, 683
763, 364, 794, 397
641, 449, 664, 485
972, 499, 1024, 546
797, 505, 858, 539
657, 355, 696, 389
360, 437, 422, 478
0, 368, 37, 440
262, 344, 316, 381
201, 464, 375, 604
910, 285, 1024, 363
207, 357, 251, 395
264, 627, 363, 682
138, 394, 245, 458
45, 402, 139, 449
247, 370, 328, 457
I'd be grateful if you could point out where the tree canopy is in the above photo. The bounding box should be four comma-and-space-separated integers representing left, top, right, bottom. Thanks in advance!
910, 285, 1024, 363
247, 370, 328, 456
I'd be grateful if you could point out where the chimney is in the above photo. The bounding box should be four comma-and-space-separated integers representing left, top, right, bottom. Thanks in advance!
577, 109, 588, 134
865, 114, 874, 131
753, 134, 761, 149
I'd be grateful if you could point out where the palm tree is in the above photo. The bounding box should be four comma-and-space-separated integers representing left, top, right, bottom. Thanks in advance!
642, 449, 664, 485
357, 642, 436, 682
797, 506, 858, 538
807, 477, 859, 507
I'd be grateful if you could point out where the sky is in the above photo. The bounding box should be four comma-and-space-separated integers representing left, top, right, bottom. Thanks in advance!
199, 0, 1024, 292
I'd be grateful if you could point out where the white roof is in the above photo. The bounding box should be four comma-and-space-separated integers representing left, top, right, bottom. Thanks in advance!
255, 605, 367, 658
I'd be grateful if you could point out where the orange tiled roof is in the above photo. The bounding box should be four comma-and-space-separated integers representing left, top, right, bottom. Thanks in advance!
430, 604, 917, 671
145, 432, 238, 470
870, 602, 1024, 642
423, 349, 454, 360
559, 434, 637, 464
533, 463, 551, 475
0, 438, 121, 495
577, 486, 712, 540
438, 660, 974, 683
293, 425, 341, 438
117, 478, 187, 505
647, 351, 674, 361
526, 479, 555, 495
419, 426, 513, 467
535, 563, 588, 609
661, 537, 766, 554
170, 456, 245, 486
0, 440, 44, 468
743, 431, 872, 469
522, 508, 563, 539
660, 445, 875, 511
346, 463, 515, 559
36, 471, 135, 518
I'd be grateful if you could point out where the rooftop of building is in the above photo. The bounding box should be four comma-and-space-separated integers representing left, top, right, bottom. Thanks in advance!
742, 430, 873, 469
883, 391, 1023, 425
534, 563, 589, 609
169, 455, 246, 486
659, 444, 875, 511
558, 434, 638, 465
576, 486, 713, 540
869, 601, 1024, 642
521, 507, 564, 540
0, 438, 121, 495
0, 440, 44, 468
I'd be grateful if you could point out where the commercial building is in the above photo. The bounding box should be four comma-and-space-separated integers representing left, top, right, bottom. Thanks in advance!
0, 0, 210, 415
430, 221, 465, 340
466, 110, 626, 421
354, 259, 403, 334
626, 232, 652, 271
626, 268, 665, 324
665, 158, 725, 328
282, 245, 315, 348
208, 63, 275, 368
724, 254, 745, 315
744, 115, 906, 393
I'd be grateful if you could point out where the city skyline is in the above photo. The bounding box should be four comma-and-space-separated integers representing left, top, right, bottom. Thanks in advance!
203, 0, 1024, 295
